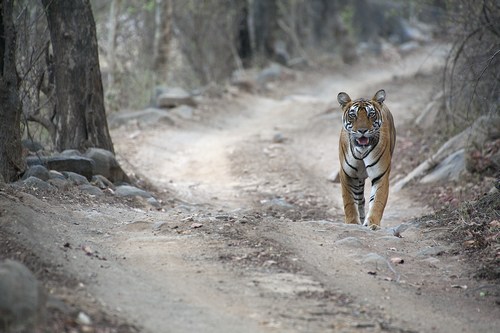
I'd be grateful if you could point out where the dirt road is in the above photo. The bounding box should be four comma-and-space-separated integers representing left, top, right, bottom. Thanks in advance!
2, 44, 499, 332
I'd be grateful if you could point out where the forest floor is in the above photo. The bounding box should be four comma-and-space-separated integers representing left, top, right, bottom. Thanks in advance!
1, 43, 499, 333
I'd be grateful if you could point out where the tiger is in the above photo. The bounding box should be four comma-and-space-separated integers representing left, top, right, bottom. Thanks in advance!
337, 89, 396, 229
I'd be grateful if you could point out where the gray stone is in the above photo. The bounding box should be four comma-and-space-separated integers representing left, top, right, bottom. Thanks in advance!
59, 149, 82, 157
415, 91, 444, 129
108, 108, 175, 128
335, 237, 363, 247
156, 87, 196, 108
84, 148, 129, 183
78, 184, 104, 197
0, 260, 46, 332
62, 171, 89, 186
47, 178, 71, 191
361, 253, 388, 271
22, 176, 54, 191
421, 257, 440, 268
327, 170, 340, 183
47, 156, 94, 180
170, 105, 195, 120
91, 175, 115, 189
272, 133, 285, 143
48, 170, 66, 180
22, 165, 50, 181
147, 197, 161, 208
421, 149, 465, 183
115, 185, 153, 199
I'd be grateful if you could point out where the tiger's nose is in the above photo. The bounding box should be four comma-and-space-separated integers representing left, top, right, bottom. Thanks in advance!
358, 129, 368, 134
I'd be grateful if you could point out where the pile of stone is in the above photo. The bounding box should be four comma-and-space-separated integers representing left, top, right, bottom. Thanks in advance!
17, 146, 160, 208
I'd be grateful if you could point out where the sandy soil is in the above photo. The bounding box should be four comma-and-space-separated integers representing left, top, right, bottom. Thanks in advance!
1, 44, 499, 332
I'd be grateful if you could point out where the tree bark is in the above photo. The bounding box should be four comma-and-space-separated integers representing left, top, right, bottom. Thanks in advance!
41, 0, 114, 153
153, 0, 172, 84
0, 0, 24, 182
107, 0, 121, 89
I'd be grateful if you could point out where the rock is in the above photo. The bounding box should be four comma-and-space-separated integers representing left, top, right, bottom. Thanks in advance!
47, 178, 71, 191
415, 91, 444, 129
91, 175, 115, 189
22, 165, 50, 181
257, 63, 284, 87
272, 133, 286, 143
421, 257, 440, 268
156, 87, 196, 108
327, 170, 340, 183
361, 253, 388, 271
21, 176, 54, 191
48, 170, 66, 180
76, 311, 92, 325
147, 197, 161, 208
84, 148, 129, 183
420, 149, 465, 183
78, 184, 104, 197
59, 149, 82, 157
393, 115, 500, 191
47, 156, 94, 180
114, 185, 153, 199
335, 237, 363, 247
0, 260, 46, 332
231, 70, 258, 93
170, 105, 195, 120
108, 108, 175, 128
62, 171, 89, 186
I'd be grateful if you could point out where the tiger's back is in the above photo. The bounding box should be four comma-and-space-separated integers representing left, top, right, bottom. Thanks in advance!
337, 89, 396, 228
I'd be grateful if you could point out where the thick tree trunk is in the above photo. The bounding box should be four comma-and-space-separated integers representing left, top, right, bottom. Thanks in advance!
41, 0, 114, 153
0, 0, 23, 182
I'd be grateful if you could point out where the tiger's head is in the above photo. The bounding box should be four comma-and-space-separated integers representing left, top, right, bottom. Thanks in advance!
337, 89, 386, 148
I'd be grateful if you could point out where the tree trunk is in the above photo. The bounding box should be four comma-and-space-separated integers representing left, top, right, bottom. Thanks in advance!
251, 0, 278, 58
153, 0, 172, 84
107, 0, 121, 89
41, 0, 114, 153
0, 0, 24, 182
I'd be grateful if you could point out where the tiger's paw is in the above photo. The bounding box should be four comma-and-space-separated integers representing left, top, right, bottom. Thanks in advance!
363, 219, 380, 230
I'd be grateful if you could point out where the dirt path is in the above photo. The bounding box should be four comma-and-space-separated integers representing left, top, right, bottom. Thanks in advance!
2, 44, 499, 332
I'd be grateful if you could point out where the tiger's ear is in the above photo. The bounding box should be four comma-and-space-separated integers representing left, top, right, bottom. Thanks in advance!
373, 89, 386, 104
337, 92, 351, 107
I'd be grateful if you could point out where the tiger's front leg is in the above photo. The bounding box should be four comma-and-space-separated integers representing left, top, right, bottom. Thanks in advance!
340, 171, 365, 224
363, 171, 390, 229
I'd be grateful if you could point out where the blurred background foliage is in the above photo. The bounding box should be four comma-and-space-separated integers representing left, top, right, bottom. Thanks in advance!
12, 0, 498, 149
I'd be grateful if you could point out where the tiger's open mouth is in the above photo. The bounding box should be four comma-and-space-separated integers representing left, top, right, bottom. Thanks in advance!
355, 136, 370, 146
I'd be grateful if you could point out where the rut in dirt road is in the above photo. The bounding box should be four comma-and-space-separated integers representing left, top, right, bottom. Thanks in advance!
29, 43, 495, 333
